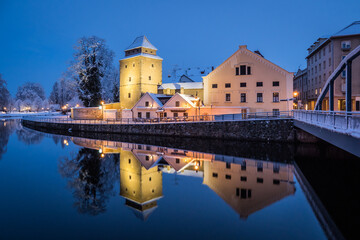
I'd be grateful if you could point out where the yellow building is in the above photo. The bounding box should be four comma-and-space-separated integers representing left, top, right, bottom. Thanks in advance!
203, 45, 294, 113
158, 76, 204, 101
119, 36, 163, 109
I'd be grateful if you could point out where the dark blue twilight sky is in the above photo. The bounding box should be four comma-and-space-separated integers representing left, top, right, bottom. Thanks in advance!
0, 0, 359, 96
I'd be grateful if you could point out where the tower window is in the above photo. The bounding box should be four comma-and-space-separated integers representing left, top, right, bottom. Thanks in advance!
125, 65, 127, 68
152, 64, 154, 68
149, 76, 151, 80
129, 77, 131, 82
133, 63, 135, 67
128, 93, 131, 98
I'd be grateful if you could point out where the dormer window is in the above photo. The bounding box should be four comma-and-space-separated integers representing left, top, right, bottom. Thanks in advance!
236, 65, 251, 75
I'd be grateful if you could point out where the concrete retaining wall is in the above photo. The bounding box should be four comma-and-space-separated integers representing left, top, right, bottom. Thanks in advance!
22, 118, 296, 142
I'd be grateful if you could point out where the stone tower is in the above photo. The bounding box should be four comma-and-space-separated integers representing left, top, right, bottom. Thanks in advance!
119, 36, 163, 109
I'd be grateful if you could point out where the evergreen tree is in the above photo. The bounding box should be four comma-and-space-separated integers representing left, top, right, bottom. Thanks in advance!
71, 36, 114, 107
49, 81, 60, 104
0, 74, 11, 110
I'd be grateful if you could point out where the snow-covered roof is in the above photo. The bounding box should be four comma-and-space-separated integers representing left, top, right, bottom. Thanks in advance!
165, 66, 214, 82
125, 36, 158, 51
121, 53, 163, 61
178, 94, 198, 107
332, 21, 360, 37
158, 82, 203, 90
148, 93, 169, 107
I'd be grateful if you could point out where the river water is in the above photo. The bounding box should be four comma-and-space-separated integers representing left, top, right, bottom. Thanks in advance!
0, 119, 358, 240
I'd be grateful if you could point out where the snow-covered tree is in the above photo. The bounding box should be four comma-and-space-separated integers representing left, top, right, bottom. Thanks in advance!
32, 96, 43, 111
16, 82, 45, 101
0, 74, 11, 110
71, 36, 115, 107
14, 99, 22, 112
102, 65, 119, 103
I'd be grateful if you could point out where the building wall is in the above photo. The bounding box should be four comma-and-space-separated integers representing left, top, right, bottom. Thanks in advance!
305, 35, 360, 110
119, 56, 162, 109
203, 46, 293, 113
71, 107, 103, 120
161, 88, 204, 101
163, 94, 198, 118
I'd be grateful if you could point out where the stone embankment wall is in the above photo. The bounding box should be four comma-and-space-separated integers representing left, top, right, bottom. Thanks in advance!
22, 119, 299, 142
71, 107, 103, 120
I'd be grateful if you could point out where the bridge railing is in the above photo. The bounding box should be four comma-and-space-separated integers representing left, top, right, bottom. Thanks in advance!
22, 111, 293, 125
293, 110, 360, 133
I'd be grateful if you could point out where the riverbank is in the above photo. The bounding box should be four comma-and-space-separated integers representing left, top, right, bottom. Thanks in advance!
0, 111, 62, 119
22, 118, 300, 142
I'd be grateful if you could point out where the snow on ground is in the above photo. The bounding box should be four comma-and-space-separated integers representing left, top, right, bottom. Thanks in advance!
0, 111, 63, 119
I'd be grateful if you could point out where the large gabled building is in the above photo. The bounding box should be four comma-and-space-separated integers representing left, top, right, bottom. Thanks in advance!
203, 45, 294, 114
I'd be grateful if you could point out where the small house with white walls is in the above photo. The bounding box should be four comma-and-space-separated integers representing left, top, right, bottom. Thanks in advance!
132, 93, 172, 119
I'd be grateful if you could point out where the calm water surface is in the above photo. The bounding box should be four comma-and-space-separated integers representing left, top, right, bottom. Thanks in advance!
0, 119, 358, 240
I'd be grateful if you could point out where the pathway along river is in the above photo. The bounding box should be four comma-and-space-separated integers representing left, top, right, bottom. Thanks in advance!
0, 119, 359, 240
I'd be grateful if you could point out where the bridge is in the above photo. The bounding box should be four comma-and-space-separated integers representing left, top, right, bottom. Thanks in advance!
294, 45, 360, 157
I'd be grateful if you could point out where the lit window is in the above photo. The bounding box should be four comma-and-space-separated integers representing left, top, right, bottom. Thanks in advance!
315, 89, 318, 95
273, 92, 279, 102
225, 93, 231, 102
241, 93, 246, 103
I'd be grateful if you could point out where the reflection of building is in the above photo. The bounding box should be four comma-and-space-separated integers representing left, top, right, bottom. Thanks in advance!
119, 147, 163, 221
70, 137, 296, 220
203, 156, 295, 218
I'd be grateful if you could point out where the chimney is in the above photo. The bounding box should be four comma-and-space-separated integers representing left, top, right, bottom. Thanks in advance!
239, 45, 247, 49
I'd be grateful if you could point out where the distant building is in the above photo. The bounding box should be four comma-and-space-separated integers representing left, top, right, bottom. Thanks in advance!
293, 68, 308, 109
304, 21, 360, 110
158, 80, 204, 101
203, 45, 294, 114
119, 36, 163, 109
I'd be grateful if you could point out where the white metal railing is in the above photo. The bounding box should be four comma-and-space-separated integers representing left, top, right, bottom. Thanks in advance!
22, 111, 293, 125
293, 110, 360, 133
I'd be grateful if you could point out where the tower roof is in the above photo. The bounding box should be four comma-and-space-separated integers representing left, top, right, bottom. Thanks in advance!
125, 36, 158, 51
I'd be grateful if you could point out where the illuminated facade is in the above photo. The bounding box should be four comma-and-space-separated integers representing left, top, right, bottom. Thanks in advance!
119, 36, 163, 109
203, 45, 294, 113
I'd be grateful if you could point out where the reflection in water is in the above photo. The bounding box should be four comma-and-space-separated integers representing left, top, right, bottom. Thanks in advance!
16, 125, 44, 145
58, 148, 119, 215
0, 120, 18, 160
69, 137, 296, 220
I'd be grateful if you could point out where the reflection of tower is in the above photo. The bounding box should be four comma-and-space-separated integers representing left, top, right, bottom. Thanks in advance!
119, 149, 163, 221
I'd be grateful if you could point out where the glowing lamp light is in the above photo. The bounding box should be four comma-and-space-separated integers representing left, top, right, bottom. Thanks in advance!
99, 149, 103, 153
75, 104, 80, 108
100, 153, 105, 158
100, 101, 105, 105
195, 165, 199, 170
99, 106, 102, 110
293, 91, 298, 97
63, 139, 69, 146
